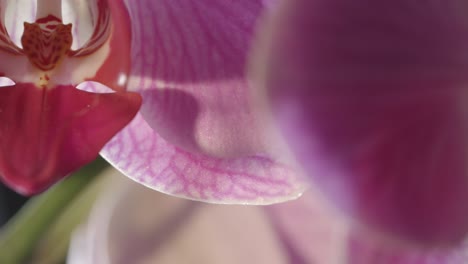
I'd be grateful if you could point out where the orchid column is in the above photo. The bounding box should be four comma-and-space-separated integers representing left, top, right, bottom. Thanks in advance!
0, 0, 141, 195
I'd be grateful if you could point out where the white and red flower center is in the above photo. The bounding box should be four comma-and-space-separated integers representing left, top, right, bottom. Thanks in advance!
0, 0, 141, 195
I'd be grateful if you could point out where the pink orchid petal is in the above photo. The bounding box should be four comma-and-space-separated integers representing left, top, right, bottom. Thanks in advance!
123, 0, 274, 157
0, 76, 13, 86
0, 83, 141, 195
347, 232, 468, 264
267, 190, 350, 263
101, 113, 304, 204
69, 171, 342, 264
253, 0, 468, 245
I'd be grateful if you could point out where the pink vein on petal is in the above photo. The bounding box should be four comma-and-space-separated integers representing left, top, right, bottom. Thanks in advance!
100, 113, 305, 204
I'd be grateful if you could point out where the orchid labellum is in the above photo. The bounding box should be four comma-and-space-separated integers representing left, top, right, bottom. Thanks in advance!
0, 0, 304, 204
254, 0, 468, 245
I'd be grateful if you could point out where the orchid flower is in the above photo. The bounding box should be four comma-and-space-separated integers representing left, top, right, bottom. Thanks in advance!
0, 0, 304, 204
252, 0, 468, 245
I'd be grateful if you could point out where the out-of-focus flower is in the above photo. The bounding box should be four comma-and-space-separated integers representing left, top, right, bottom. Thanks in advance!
67, 169, 349, 264
69, 169, 468, 264
252, 0, 468, 245
0, 0, 303, 204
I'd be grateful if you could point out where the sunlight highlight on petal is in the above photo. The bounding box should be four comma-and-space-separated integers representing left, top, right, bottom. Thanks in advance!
123, 0, 272, 157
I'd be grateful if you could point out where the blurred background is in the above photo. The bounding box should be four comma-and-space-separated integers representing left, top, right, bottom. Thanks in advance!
0, 183, 28, 226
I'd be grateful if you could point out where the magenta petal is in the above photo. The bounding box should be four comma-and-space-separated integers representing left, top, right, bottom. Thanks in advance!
267, 191, 350, 263
0, 83, 141, 195
347, 232, 468, 264
101, 113, 304, 204
124, 0, 272, 157
254, 0, 468, 244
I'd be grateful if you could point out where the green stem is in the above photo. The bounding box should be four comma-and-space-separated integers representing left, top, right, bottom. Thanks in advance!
0, 157, 108, 264
30, 166, 115, 264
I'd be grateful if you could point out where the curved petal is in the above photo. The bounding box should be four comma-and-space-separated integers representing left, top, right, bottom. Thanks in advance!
59, 0, 131, 91
101, 111, 304, 204
266, 190, 350, 264
253, 0, 468, 245
123, 0, 275, 157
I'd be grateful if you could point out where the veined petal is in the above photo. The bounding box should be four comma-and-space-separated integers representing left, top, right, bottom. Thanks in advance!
123, 0, 273, 157
101, 112, 304, 204
0, 83, 140, 195
253, 0, 468, 244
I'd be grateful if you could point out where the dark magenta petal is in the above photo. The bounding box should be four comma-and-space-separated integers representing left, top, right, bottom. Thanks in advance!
347, 231, 468, 264
254, 0, 468, 244
0, 83, 141, 195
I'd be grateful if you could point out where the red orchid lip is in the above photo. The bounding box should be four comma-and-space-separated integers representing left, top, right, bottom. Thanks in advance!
0, 83, 141, 195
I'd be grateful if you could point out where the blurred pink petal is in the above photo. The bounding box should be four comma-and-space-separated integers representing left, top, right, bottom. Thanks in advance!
347, 232, 468, 264
253, 0, 468, 244
69, 170, 468, 264
68, 169, 347, 264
